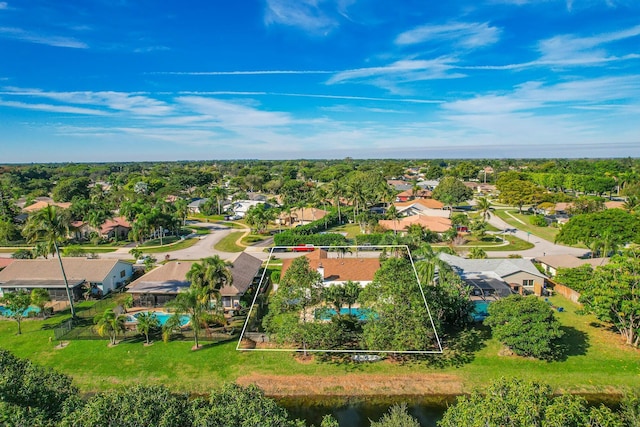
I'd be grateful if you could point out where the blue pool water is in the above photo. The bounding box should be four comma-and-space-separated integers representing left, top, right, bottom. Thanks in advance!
0, 305, 41, 317
472, 301, 490, 321
315, 307, 374, 321
132, 311, 190, 327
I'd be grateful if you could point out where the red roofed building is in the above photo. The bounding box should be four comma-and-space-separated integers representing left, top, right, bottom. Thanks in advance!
281, 249, 380, 286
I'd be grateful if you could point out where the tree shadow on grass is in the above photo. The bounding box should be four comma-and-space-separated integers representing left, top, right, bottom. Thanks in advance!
555, 326, 590, 362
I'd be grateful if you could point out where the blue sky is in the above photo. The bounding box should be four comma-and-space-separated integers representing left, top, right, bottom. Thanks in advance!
0, 0, 639, 162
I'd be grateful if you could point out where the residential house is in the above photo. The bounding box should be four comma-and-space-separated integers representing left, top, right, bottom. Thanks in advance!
378, 215, 452, 234
438, 253, 547, 297
220, 252, 263, 310
127, 253, 263, 310
393, 199, 449, 218
187, 198, 209, 214
22, 200, 72, 213
277, 207, 329, 227
386, 180, 412, 191
231, 200, 267, 218
127, 261, 194, 307
70, 216, 131, 240
0, 258, 13, 271
395, 188, 433, 202
0, 258, 133, 301
280, 249, 380, 287
535, 254, 609, 277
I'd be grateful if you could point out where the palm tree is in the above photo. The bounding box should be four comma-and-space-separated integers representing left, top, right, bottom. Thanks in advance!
22, 206, 76, 317
468, 247, 487, 259
167, 287, 204, 350
94, 309, 126, 346
385, 205, 401, 235
187, 256, 233, 310
136, 312, 160, 345
343, 280, 361, 312
210, 186, 228, 215
326, 180, 346, 224
174, 198, 189, 226
476, 197, 492, 222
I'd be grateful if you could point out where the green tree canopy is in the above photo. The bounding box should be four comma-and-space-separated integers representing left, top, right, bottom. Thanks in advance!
432, 176, 473, 208
485, 295, 563, 360
579, 254, 640, 347
555, 209, 640, 250
0, 290, 32, 335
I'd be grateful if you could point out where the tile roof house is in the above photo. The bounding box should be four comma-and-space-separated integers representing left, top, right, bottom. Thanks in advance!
280, 249, 380, 286
0, 258, 14, 270
379, 215, 452, 233
277, 207, 329, 227
438, 253, 547, 298
127, 254, 263, 309
395, 189, 433, 202
70, 216, 131, 240
22, 200, 72, 213
0, 258, 133, 301
393, 199, 449, 218
535, 254, 609, 277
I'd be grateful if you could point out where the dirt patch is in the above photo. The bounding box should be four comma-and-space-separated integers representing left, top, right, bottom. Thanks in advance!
236, 373, 464, 397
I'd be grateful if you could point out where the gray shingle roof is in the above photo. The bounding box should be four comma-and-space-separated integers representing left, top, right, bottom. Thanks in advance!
0, 258, 131, 283
438, 253, 546, 280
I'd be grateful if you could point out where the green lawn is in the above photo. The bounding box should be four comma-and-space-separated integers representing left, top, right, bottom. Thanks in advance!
214, 231, 245, 252
142, 237, 199, 253
493, 209, 560, 242
1, 294, 638, 395
326, 223, 361, 238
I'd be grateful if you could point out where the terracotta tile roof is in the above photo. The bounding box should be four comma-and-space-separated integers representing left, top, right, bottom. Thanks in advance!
281, 250, 379, 282
0, 258, 131, 283
379, 215, 452, 233
99, 216, 131, 235
278, 207, 329, 223
22, 201, 72, 212
0, 258, 14, 270
396, 189, 433, 199
605, 201, 625, 209
394, 198, 444, 209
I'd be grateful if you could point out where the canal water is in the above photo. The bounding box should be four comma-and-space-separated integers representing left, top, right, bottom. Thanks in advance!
278, 395, 452, 427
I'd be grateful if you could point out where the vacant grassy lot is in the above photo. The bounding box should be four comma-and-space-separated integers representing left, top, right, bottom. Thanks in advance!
1, 295, 638, 395
214, 231, 246, 252
493, 209, 561, 242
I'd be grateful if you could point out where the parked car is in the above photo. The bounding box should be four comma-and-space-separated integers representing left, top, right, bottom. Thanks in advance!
292, 244, 315, 252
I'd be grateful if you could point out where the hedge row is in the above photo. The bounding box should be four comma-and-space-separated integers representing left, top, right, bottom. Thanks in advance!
273, 232, 347, 246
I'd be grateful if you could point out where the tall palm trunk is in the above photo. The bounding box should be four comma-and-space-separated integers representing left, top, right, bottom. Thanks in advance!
54, 241, 76, 317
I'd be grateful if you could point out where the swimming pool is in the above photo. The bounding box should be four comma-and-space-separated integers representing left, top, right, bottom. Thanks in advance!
131, 311, 190, 327
0, 305, 41, 317
472, 300, 490, 321
315, 307, 374, 321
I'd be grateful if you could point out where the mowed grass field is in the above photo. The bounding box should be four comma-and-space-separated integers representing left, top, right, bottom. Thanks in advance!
1, 294, 638, 395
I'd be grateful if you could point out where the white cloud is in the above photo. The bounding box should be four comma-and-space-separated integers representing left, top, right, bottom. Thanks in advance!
264, 0, 338, 34
176, 96, 292, 127
0, 88, 173, 116
327, 58, 464, 91
152, 70, 335, 76
395, 22, 501, 49
0, 27, 88, 48
0, 2, 8, 10
0, 99, 108, 115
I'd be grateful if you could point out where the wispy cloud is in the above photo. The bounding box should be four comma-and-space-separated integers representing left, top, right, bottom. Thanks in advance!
264, 0, 339, 34
327, 58, 464, 91
0, 26, 88, 48
151, 70, 336, 75
444, 75, 640, 114
0, 99, 107, 115
176, 96, 292, 127
0, 88, 173, 116
396, 22, 501, 49
0, 2, 8, 10
462, 23, 640, 70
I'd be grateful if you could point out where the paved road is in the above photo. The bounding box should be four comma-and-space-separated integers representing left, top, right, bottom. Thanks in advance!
0, 215, 589, 263
485, 211, 588, 259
